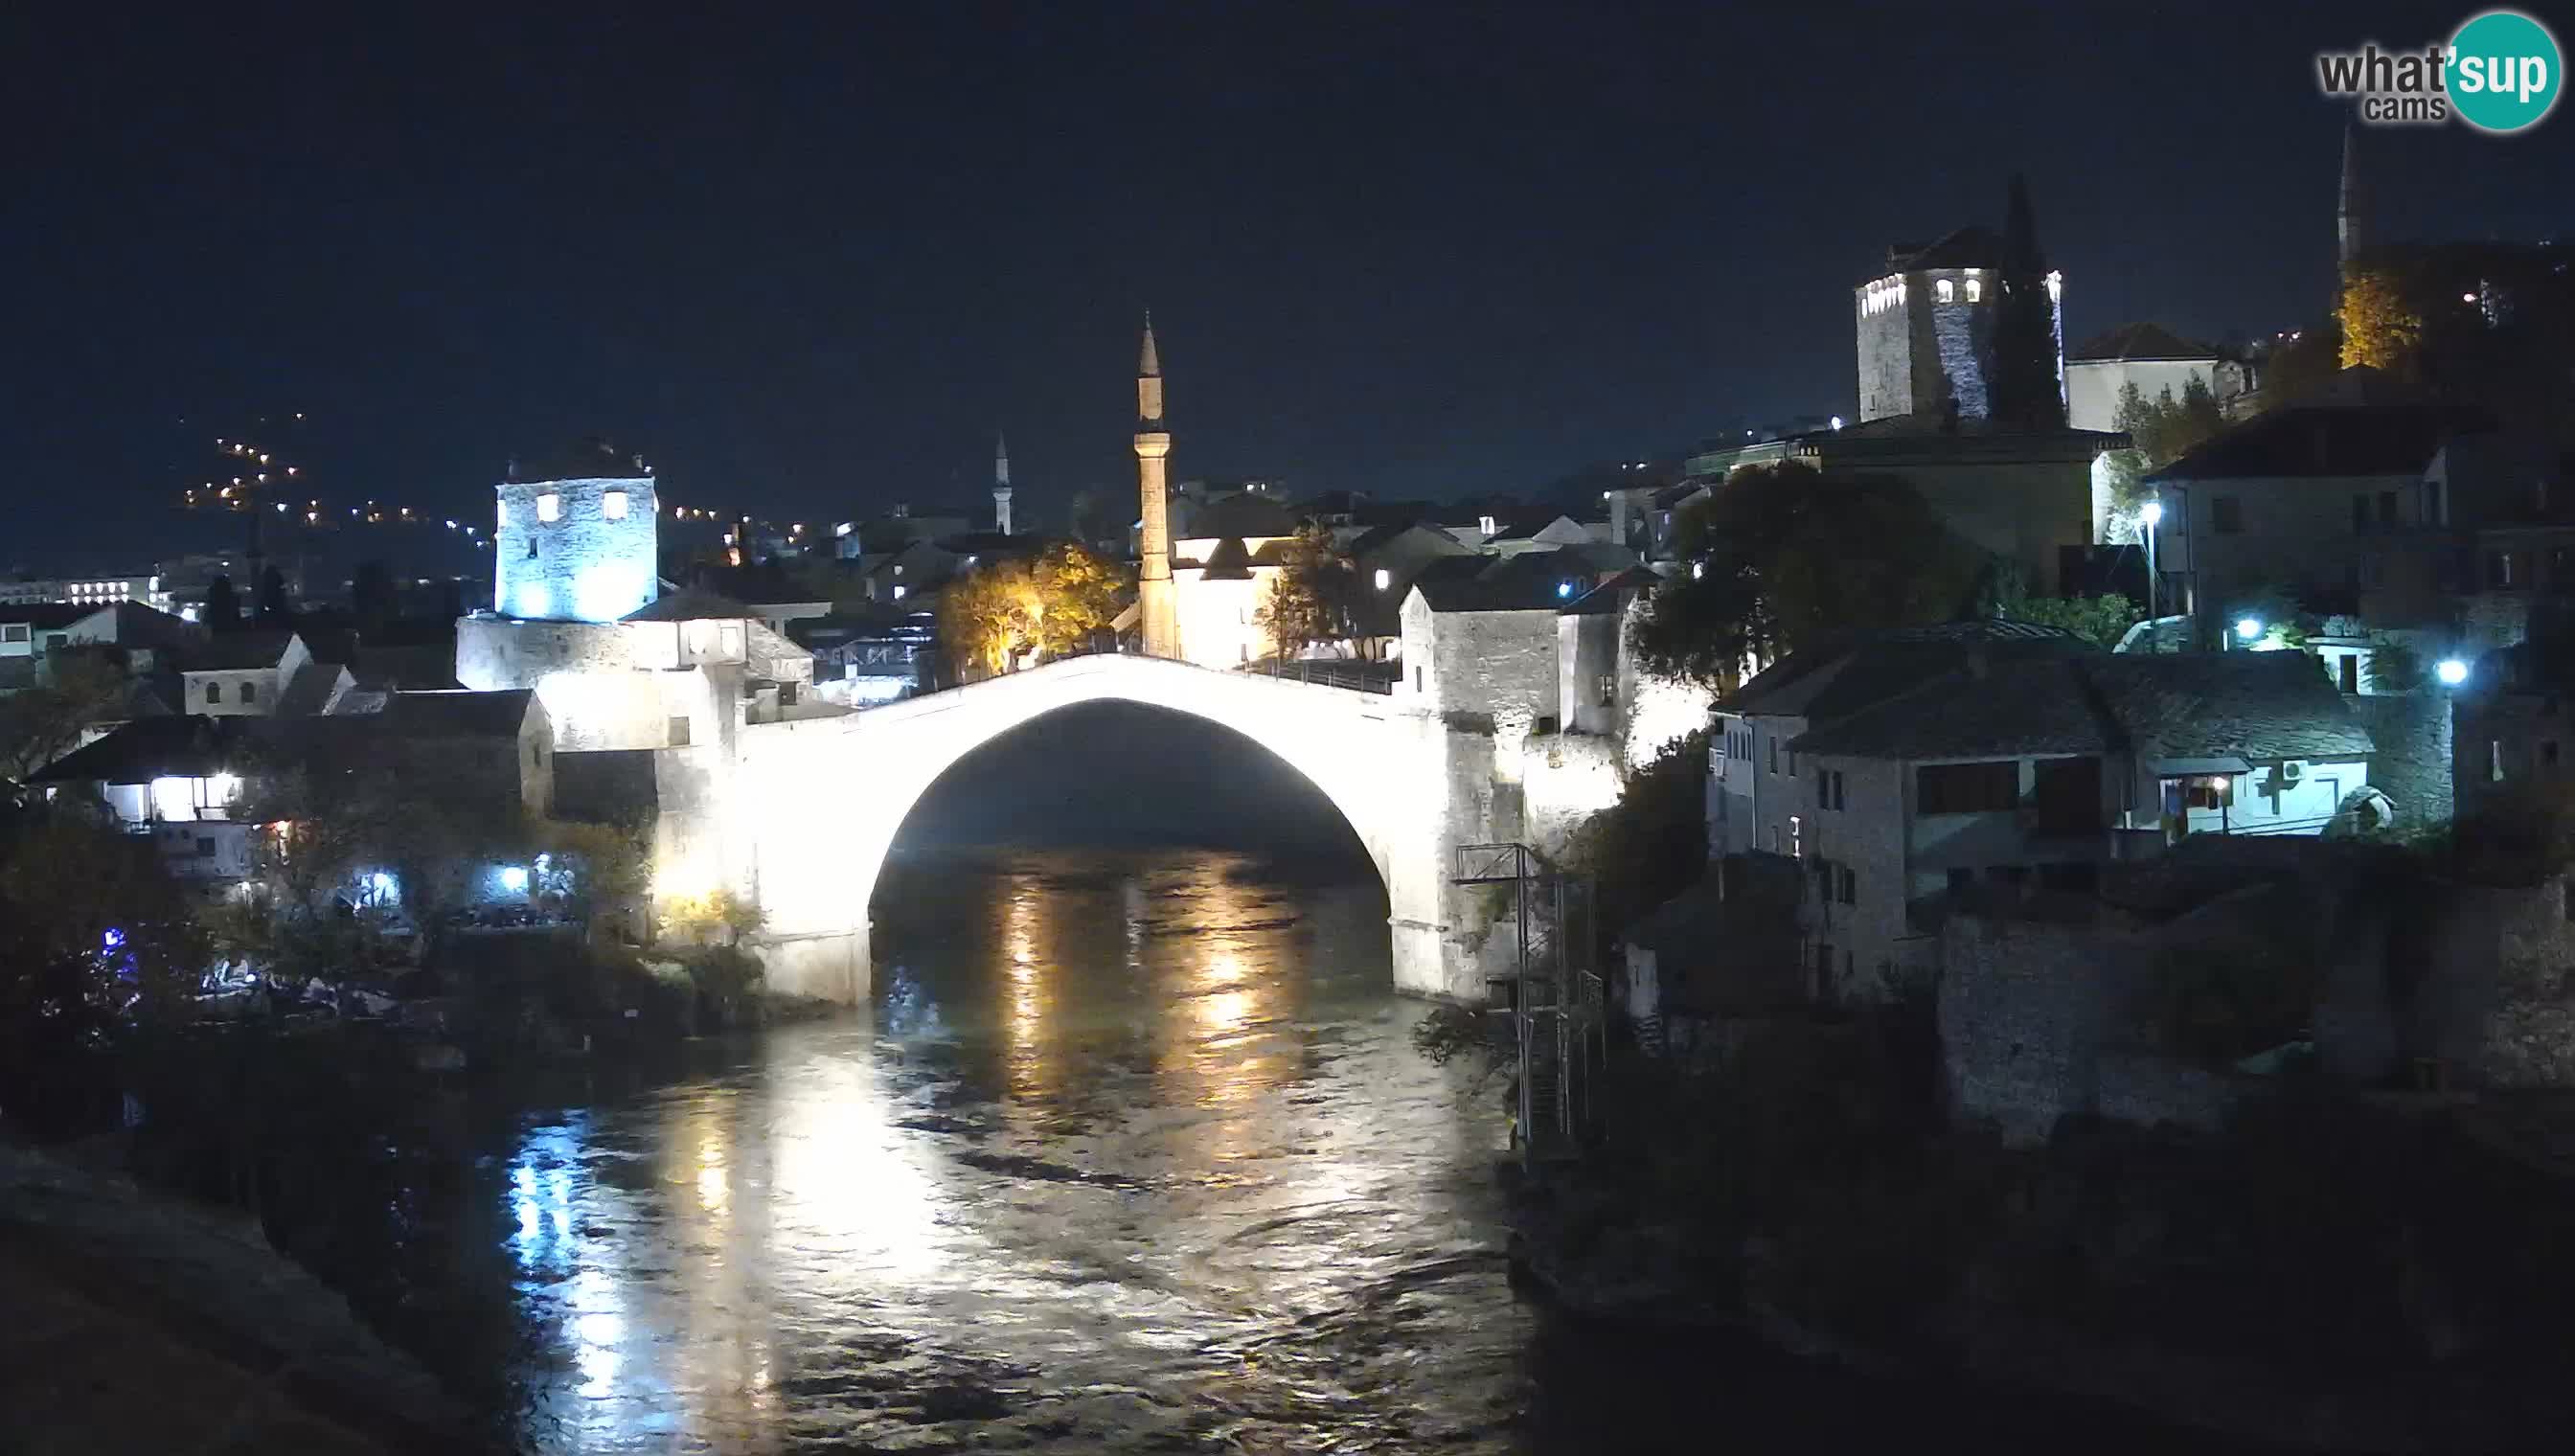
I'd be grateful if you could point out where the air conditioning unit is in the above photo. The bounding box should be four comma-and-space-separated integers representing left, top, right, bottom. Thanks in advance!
2279, 761, 2304, 786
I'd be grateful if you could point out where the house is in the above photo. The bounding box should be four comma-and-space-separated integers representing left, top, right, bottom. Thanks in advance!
1762, 647, 2374, 999
2063, 323, 2253, 434
1, 601, 200, 669
1343, 522, 1475, 658
2453, 629, 2575, 819
178, 630, 353, 717
1168, 491, 1304, 670
1554, 568, 1707, 763
2143, 401, 2509, 634
1397, 552, 1604, 735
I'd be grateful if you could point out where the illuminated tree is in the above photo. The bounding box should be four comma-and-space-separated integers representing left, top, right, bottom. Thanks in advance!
2338, 265, 2423, 373
1254, 521, 1353, 662
2114, 377, 2225, 470
1028, 541, 1128, 658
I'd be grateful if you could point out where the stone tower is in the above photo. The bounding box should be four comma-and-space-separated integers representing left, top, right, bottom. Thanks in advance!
1133, 314, 1180, 659
491, 443, 659, 623
991, 431, 1014, 536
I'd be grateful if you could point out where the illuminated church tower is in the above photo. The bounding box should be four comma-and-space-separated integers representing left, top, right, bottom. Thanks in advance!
1133, 315, 1180, 658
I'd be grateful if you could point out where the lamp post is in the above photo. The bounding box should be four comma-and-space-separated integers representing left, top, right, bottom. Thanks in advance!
2140, 499, 2163, 647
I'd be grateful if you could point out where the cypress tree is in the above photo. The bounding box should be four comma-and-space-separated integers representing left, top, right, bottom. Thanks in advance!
1987, 173, 2065, 430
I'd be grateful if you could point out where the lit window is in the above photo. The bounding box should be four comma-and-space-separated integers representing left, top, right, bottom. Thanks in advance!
892, 584, 906, 601
603, 489, 629, 520
536, 492, 561, 522
1374, 568, 1391, 591
1936, 279, 1955, 303
1965, 278, 1983, 303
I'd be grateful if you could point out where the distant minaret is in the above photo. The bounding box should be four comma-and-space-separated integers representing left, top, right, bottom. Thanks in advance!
2337, 121, 2365, 273
991, 431, 1014, 536
1133, 313, 1180, 659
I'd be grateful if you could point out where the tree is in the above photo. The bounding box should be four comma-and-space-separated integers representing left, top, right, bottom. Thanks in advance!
2114, 377, 2225, 470
1983, 564, 2141, 648
1631, 463, 1984, 687
2339, 264, 2424, 373
1254, 521, 1352, 662
1028, 541, 1127, 659
351, 558, 397, 637
202, 574, 240, 630
1987, 173, 2065, 431
0, 652, 129, 785
257, 564, 290, 622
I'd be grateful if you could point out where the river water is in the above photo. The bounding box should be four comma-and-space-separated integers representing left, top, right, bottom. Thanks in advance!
416, 848, 2207, 1452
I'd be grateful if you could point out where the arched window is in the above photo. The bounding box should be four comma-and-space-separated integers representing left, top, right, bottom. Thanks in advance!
205, 680, 222, 703
1965, 278, 1983, 303
1936, 279, 1955, 304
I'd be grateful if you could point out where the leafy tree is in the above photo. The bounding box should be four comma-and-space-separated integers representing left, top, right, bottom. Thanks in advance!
202, 574, 240, 629
1029, 541, 1127, 658
0, 652, 129, 785
1631, 463, 1984, 687
1985, 570, 2141, 648
2113, 377, 2225, 470
658, 887, 765, 945
2362, 634, 2426, 693
534, 818, 650, 935
1987, 173, 2065, 431
0, 805, 203, 1129
1254, 521, 1353, 662
2338, 264, 2423, 373
2257, 322, 2343, 410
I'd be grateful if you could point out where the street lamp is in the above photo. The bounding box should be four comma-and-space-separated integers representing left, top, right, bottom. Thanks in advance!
2139, 499, 2163, 640
2436, 657, 2470, 686
2235, 616, 2264, 645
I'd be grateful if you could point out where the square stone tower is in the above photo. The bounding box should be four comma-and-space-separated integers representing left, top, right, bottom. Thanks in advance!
1854, 226, 2062, 424
493, 454, 660, 623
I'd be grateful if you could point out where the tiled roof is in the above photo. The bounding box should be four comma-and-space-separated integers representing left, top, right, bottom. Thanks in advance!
271, 661, 348, 717
1411, 551, 1589, 613
1196, 536, 1256, 580
1883, 225, 2005, 274
2068, 323, 2221, 363
182, 629, 295, 671
0, 603, 95, 630
1789, 649, 2373, 762
623, 588, 756, 623
2145, 404, 2496, 483
1561, 567, 1661, 616
33, 716, 239, 784
1724, 622, 2095, 721
1191, 492, 1301, 539
380, 689, 536, 739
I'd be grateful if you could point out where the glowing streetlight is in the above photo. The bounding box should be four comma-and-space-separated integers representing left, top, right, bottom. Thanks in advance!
2236, 617, 2263, 643
2436, 658, 2470, 686
2139, 499, 2164, 640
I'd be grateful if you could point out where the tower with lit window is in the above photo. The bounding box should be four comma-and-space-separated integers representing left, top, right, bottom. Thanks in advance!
1133, 316, 1181, 658
1853, 230, 2062, 424
491, 444, 660, 623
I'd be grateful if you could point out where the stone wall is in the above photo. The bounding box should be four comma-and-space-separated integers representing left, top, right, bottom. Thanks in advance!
2424, 877, 2575, 1087
1938, 913, 2112, 1146
2351, 689, 2453, 828
493, 475, 658, 623
1521, 730, 1623, 864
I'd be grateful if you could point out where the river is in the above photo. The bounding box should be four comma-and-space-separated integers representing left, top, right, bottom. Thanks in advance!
379, 847, 2216, 1452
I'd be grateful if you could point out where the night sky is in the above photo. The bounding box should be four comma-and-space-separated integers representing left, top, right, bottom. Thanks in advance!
9, 2, 2570, 567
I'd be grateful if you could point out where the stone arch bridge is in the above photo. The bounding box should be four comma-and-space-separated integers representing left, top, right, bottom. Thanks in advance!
715, 654, 1530, 1005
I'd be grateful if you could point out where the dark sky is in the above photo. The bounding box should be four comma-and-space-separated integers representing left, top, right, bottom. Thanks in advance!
8, 1, 2570, 566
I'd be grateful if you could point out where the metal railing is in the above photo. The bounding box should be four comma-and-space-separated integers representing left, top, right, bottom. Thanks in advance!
1237, 658, 1398, 694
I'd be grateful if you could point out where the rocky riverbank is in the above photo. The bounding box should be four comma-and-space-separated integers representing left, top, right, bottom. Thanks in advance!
0, 1138, 473, 1453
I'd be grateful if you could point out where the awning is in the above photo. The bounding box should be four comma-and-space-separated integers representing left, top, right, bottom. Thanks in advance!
2155, 756, 2252, 777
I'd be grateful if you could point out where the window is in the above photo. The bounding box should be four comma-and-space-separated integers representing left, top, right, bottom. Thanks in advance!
1374, 568, 1391, 591
1413, 667, 1424, 693
2489, 551, 2519, 589
1815, 768, 1845, 809
669, 716, 692, 747
1789, 814, 1802, 858
2183, 775, 2234, 809
536, 492, 561, 522
1768, 739, 1778, 774
1597, 673, 1616, 706
2339, 653, 2359, 694
1834, 863, 1856, 904
195, 837, 215, 857
1946, 867, 1973, 894
2378, 490, 2398, 528
1965, 278, 1982, 303
603, 489, 629, 520
239, 682, 257, 705
2425, 479, 2444, 525
205, 680, 222, 703
1, 624, 26, 644
1936, 278, 1955, 303
2211, 495, 2243, 535
2492, 739, 2505, 783
2352, 494, 2371, 533
1915, 761, 2019, 815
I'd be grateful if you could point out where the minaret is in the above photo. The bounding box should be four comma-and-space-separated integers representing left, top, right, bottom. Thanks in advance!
1133, 313, 1180, 659
991, 431, 1014, 536
2337, 121, 2365, 273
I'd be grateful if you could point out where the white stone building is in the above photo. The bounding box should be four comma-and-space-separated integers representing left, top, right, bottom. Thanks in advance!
2063, 323, 2233, 434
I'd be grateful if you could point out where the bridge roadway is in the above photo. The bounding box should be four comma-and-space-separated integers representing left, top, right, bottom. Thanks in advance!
716, 652, 1510, 1005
